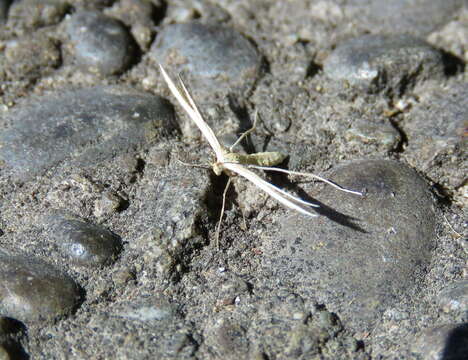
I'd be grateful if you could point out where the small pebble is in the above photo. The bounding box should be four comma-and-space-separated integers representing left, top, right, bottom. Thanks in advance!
152, 22, 262, 96
66, 11, 137, 75
0, 251, 82, 323
324, 34, 445, 95
45, 214, 122, 267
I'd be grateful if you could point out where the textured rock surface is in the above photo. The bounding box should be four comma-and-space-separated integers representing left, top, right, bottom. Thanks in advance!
0, 0, 465, 359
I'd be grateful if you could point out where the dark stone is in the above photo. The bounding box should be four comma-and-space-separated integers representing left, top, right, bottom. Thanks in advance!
0, 250, 82, 323
0, 86, 176, 180
66, 11, 137, 75
152, 22, 262, 96
324, 34, 445, 95
262, 160, 436, 330
45, 213, 122, 267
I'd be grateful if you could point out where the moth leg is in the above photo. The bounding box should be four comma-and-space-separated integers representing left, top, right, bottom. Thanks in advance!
238, 201, 248, 231
229, 109, 259, 152
215, 177, 232, 249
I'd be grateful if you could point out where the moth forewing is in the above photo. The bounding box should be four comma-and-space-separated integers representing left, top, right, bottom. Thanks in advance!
159, 64, 225, 160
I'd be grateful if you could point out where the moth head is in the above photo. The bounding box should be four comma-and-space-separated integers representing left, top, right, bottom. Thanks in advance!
212, 162, 224, 176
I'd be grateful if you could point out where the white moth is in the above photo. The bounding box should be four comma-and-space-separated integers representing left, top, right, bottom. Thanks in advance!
159, 65, 362, 245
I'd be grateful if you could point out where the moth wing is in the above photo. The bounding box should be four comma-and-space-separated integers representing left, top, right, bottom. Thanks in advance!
223, 163, 319, 217
159, 64, 225, 160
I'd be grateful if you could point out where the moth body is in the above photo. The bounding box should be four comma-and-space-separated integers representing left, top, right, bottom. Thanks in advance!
213, 149, 287, 176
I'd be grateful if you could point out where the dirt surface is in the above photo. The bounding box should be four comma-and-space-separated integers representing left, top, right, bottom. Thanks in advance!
0, 1, 467, 359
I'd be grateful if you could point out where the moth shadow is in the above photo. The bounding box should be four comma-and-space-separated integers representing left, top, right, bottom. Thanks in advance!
268, 170, 367, 233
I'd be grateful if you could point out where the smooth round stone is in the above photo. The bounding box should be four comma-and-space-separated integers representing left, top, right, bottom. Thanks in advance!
66, 11, 137, 75
46, 214, 122, 267
323, 34, 444, 94
262, 160, 436, 330
0, 251, 82, 323
411, 323, 468, 360
437, 280, 468, 313
152, 22, 262, 94
0, 86, 176, 180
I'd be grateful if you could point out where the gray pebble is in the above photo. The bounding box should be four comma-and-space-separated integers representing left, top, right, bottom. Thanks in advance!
45, 213, 122, 267
66, 11, 137, 75
262, 160, 436, 330
152, 22, 262, 96
0, 250, 82, 323
437, 280, 468, 313
324, 34, 445, 95
411, 323, 468, 360
0, 86, 176, 180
